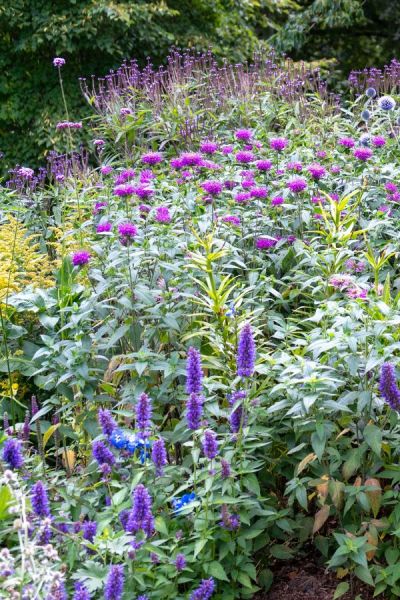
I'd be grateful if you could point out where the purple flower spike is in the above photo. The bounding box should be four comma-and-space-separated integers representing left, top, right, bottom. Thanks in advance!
127, 484, 154, 537
186, 347, 203, 394
73, 582, 91, 600
202, 430, 218, 459
135, 393, 152, 433
31, 480, 51, 517
221, 459, 231, 479
92, 440, 115, 466
104, 565, 124, 600
2, 438, 24, 470
186, 393, 203, 430
380, 363, 400, 411
237, 322, 256, 377
98, 409, 117, 436
175, 553, 186, 571
151, 438, 168, 476
190, 578, 215, 600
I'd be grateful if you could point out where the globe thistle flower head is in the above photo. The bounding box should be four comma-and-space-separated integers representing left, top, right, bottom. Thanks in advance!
366, 87, 376, 98
190, 578, 215, 600
237, 322, 256, 377
361, 109, 371, 121
71, 251, 91, 267
104, 565, 124, 600
53, 57, 66, 68
378, 95, 396, 111
2, 438, 24, 469
202, 430, 218, 459
186, 393, 203, 430
31, 480, 51, 517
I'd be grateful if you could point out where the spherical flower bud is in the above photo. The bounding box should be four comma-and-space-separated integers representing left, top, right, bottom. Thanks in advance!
378, 95, 396, 111
366, 87, 376, 98
361, 109, 371, 121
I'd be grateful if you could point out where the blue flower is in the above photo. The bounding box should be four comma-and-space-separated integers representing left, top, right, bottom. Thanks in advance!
172, 492, 197, 514
225, 301, 236, 318
109, 429, 127, 450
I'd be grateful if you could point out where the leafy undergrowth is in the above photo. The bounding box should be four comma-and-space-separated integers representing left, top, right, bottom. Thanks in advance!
1, 53, 400, 599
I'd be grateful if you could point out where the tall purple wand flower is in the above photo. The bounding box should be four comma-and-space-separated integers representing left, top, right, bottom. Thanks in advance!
92, 440, 115, 466
98, 409, 117, 436
237, 323, 256, 377
31, 480, 51, 517
202, 430, 218, 459
190, 578, 215, 600
379, 363, 400, 411
151, 438, 168, 476
2, 438, 24, 470
186, 347, 203, 394
135, 393, 152, 433
104, 565, 124, 600
186, 393, 203, 430
73, 582, 91, 600
126, 484, 154, 537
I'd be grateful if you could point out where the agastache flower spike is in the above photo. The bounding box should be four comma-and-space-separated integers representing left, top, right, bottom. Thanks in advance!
98, 409, 117, 436
135, 393, 152, 433
379, 363, 400, 411
126, 484, 154, 537
237, 322, 256, 377
202, 430, 218, 459
104, 565, 124, 600
31, 481, 51, 517
186, 347, 203, 394
73, 582, 91, 600
2, 438, 24, 470
190, 578, 215, 600
186, 393, 203, 430
151, 438, 168, 476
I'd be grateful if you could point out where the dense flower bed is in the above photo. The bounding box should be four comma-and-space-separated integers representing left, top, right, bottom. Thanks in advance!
1, 53, 400, 599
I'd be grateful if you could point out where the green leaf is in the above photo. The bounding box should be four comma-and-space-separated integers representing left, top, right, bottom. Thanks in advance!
0, 485, 12, 520
364, 424, 382, 456
207, 561, 229, 581
355, 565, 374, 586
333, 582, 349, 599
43, 423, 60, 450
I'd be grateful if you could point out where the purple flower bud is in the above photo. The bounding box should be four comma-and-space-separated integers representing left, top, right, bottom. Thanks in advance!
221, 459, 231, 479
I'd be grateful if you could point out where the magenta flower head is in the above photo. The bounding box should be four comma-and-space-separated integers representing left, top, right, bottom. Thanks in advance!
250, 186, 268, 199
200, 141, 218, 154
234, 191, 251, 203
135, 393, 152, 433
380, 363, 400, 411
101, 165, 113, 175
237, 322, 256, 377
307, 163, 326, 180
255, 159, 272, 171
92, 440, 115, 466
155, 206, 171, 223
221, 145, 233, 154
270, 137, 288, 152
71, 250, 91, 267
93, 139, 105, 147
235, 129, 252, 142
17, 167, 34, 179
114, 183, 135, 196
53, 57, 66, 68
186, 347, 203, 394
186, 393, 203, 430
31, 480, 51, 517
202, 430, 218, 459
96, 222, 112, 234
190, 578, 215, 600
127, 484, 154, 536
151, 438, 168, 476
372, 135, 386, 147
256, 237, 278, 249
104, 564, 124, 600
141, 151, 163, 165
354, 147, 373, 161
2, 438, 24, 469
201, 180, 223, 196
271, 195, 284, 206
222, 215, 241, 226
338, 137, 355, 149
98, 409, 117, 436
175, 553, 186, 572
56, 121, 82, 130
235, 151, 254, 164
179, 152, 203, 167
287, 177, 307, 193
118, 222, 137, 244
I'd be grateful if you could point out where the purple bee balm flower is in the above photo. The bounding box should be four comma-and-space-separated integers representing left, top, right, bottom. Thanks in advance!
235, 150, 254, 163
242, 179, 255, 189
222, 215, 241, 226
186, 347, 203, 394
221, 459, 231, 479
372, 135, 386, 147
104, 565, 124, 600
235, 129, 252, 142
234, 191, 251, 203
53, 57, 66, 67
270, 137, 288, 152
71, 250, 91, 267
331, 165, 341, 174
96, 222, 112, 234
255, 159, 272, 171
93, 139, 105, 147
118, 222, 137, 239
179, 152, 203, 167
127, 484, 154, 537
151, 438, 168, 476
221, 145, 233, 154
101, 165, 113, 175
73, 582, 91, 600
256, 237, 278, 249
2, 438, 24, 469
141, 151, 163, 165
155, 206, 171, 223
98, 409, 117, 436
186, 393, 203, 430
385, 182, 398, 193
338, 137, 355, 148
132, 184, 154, 199
175, 553, 186, 571
271, 195, 284, 206
201, 180, 223, 195
190, 578, 215, 600
82, 520, 97, 544
200, 141, 218, 154
120, 107, 132, 116
202, 430, 218, 459
287, 161, 303, 172
307, 163, 326, 180
31, 481, 50, 517
93, 201, 108, 214
316, 150, 327, 159
237, 322, 256, 377
92, 440, 115, 466
353, 147, 373, 161
287, 177, 307, 193
135, 393, 152, 433
113, 183, 135, 196
115, 169, 136, 184
380, 363, 400, 411
347, 287, 368, 299
56, 121, 82, 129
250, 186, 268, 198
139, 203, 151, 215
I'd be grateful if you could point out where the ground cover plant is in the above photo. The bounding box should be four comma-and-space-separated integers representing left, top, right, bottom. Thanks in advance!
2, 51, 400, 599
